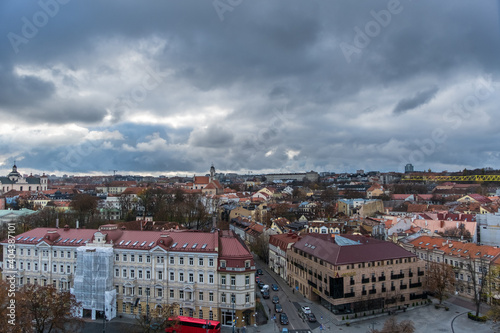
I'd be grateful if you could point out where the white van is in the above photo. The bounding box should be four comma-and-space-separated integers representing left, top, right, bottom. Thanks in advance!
261, 285, 269, 293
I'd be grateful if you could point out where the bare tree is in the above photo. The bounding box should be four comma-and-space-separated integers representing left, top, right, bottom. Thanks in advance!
249, 233, 270, 264
425, 261, 456, 305
17, 284, 84, 333
134, 303, 178, 333
461, 256, 490, 317
486, 265, 500, 321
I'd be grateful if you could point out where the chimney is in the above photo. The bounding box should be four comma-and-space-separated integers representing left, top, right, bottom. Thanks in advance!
56, 218, 59, 228
76, 220, 79, 229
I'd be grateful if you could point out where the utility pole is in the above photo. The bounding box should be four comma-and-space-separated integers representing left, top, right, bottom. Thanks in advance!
232, 297, 235, 333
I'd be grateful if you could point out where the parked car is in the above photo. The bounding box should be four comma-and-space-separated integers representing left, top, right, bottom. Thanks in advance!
307, 313, 317, 322
271, 283, 279, 291
257, 269, 263, 275
262, 290, 270, 299
257, 281, 265, 289
255, 276, 260, 283
280, 313, 289, 325
275, 304, 283, 313
300, 306, 311, 314
281, 329, 288, 333
261, 285, 269, 293
272, 295, 280, 304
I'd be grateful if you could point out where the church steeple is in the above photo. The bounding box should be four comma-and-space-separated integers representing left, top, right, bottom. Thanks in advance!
210, 164, 215, 182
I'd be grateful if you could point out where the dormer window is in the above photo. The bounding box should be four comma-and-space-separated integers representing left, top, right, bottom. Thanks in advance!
220, 260, 226, 268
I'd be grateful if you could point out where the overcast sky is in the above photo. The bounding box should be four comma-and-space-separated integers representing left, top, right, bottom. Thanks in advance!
1, 0, 499, 176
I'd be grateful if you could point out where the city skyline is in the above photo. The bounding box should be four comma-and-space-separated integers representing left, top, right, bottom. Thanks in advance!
1, 1, 499, 175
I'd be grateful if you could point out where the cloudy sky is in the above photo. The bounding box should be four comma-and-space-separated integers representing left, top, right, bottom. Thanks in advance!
1, 0, 499, 176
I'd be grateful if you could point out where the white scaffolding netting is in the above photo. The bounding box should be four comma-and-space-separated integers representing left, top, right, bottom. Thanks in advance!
74, 247, 116, 319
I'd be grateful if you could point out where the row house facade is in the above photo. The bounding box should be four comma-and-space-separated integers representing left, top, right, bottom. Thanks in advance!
1, 226, 255, 327
401, 235, 500, 302
268, 232, 299, 280
287, 234, 425, 315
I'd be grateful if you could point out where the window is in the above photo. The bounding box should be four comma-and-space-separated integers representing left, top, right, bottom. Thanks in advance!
245, 260, 250, 268
139, 270, 143, 279
130, 270, 135, 278
179, 290, 184, 299
179, 272, 184, 282
199, 309, 203, 319
54, 251, 57, 257
231, 293, 236, 303
209, 292, 214, 302
170, 272, 175, 281
209, 274, 214, 284
209, 258, 214, 267
158, 271, 163, 280
67, 265, 71, 274
131, 255, 135, 262
179, 257, 184, 265
170, 256, 174, 264
53, 264, 57, 273
245, 293, 250, 303
245, 275, 250, 285
138, 287, 143, 296
123, 269, 127, 278
157, 256, 164, 264
199, 292, 204, 301
209, 310, 213, 320
60, 265, 64, 273
179, 308, 183, 316
221, 293, 226, 303
199, 273, 204, 283
199, 257, 204, 266
220, 260, 226, 268
157, 288, 163, 297
123, 254, 127, 261
189, 257, 194, 266
146, 271, 151, 279
189, 273, 194, 283
231, 276, 236, 286
221, 276, 226, 285
170, 289, 174, 298
116, 254, 119, 261
139, 255, 143, 263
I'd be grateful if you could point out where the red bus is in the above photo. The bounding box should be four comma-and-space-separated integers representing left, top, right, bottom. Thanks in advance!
165, 316, 221, 333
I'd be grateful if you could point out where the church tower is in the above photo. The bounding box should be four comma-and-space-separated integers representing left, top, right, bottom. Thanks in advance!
209, 164, 215, 183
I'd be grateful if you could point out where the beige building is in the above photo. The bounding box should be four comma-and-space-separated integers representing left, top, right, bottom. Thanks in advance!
287, 234, 425, 315
1, 226, 255, 327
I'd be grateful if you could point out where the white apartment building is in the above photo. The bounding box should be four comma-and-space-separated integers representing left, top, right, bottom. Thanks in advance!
1, 225, 256, 327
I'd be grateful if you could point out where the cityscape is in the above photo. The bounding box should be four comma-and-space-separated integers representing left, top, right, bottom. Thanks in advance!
1, 1, 500, 333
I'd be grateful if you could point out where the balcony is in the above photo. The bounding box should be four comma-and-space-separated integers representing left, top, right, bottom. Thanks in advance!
400, 285, 407, 290
362, 278, 369, 284
409, 272, 413, 278
378, 276, 386, 282
410, 282, 422, 288
362, 290, 367, 295
350, 280, 355, 286
344, 292, 355, 298
418, 271, 424, 276
391, 286, 396, 291
371, 277, 377, 283
381, 287, 387, 292
369, 289, 376, 295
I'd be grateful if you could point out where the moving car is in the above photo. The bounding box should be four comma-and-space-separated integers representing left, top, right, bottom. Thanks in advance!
307, 313, 317, 322
280, 313, 289, 325
272, 295, 280, 304
300, 306, 311, 314
275, 304, 283, 313
271, 283, 279, 291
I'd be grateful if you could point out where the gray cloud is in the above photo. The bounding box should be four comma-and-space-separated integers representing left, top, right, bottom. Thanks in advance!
0, 0, 499, 175
393, 86, 439, 114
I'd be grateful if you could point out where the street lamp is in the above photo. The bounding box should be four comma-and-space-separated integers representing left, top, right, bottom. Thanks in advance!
232, 297, 235, 333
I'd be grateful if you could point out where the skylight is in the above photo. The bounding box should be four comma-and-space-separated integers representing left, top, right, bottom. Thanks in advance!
476, 252, 481, 256
418, 241, 423, 245
132, 241, 138, 246
37, 237, 43, 242
62, 238, 69, 243
182, 243, 188, 248
192, 243, 198, 249
23, 236, 30, 240
119, 240, 124, 245
171, 242, 177, 248
124, 241, 131, 246
76, 239, 82, 244
17, 236, 23, 241
201, 244, 207, 249
149, 241, 155, 247
70, 239, 76, 243
140, 241, 146, 246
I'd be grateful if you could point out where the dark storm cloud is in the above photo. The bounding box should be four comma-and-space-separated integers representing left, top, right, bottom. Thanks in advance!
0, 0, 499, 174
393, 86, 439, 114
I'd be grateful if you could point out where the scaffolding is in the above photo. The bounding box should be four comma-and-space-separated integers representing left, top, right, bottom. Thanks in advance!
73, 247, 116, 320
